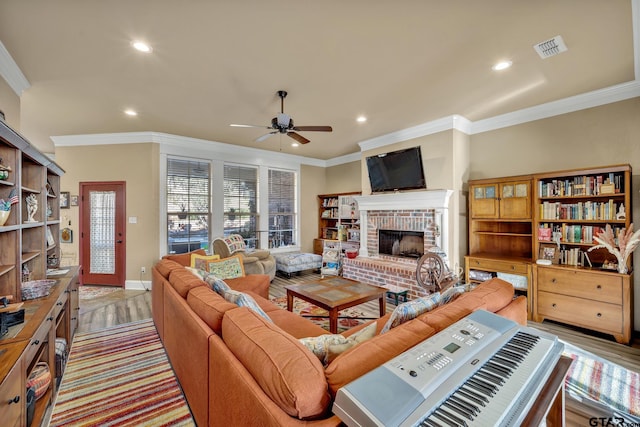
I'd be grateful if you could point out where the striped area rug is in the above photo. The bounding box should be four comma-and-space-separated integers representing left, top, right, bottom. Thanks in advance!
50, 319, 194, 427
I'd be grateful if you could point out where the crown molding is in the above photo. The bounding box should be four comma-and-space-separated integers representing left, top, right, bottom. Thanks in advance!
0, 41, 30, 95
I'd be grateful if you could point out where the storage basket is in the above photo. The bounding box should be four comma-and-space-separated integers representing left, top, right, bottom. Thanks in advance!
26, 362, 51, 400
21, 279, 57, 300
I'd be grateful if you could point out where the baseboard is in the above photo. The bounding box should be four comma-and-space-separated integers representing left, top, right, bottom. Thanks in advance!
125, 280, 152, 291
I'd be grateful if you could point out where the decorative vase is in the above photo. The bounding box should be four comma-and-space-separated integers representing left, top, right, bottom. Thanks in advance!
0, 210, 9, 226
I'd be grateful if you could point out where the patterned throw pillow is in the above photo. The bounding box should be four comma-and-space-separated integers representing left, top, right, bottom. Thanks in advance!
190, 253, 220, 271
439, 285, 467, 306
223, 289, 272, 322
222, 235, 246, 254
300, 322, 377, 365
207, 255, 245, 279
381, 293, 442, 334
185, 266, 207, 279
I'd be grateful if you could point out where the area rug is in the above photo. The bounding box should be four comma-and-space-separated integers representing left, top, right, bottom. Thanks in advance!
271, 296, 372, 333
50, 319, 194, 426
562, 340, 640, 420
79, 285, 122, 300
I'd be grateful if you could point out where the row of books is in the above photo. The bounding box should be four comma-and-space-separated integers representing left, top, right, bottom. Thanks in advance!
538, 223, 624, 244
559, 247, 588, 267
321, 198, 339, 208
539, 200, 619, 221
538, 173, 623, 197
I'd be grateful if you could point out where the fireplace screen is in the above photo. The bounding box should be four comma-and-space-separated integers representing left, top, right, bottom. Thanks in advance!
378, 229, 424, 258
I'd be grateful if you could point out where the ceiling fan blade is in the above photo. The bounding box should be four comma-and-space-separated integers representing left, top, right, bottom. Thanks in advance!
287, 132, 310, 144
292, 126, 332, 132
256, 132, 277, 142
230, 123, 271, 129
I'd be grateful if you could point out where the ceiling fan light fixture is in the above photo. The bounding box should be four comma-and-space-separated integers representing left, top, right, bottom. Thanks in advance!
124, 109, 138, 116
356, 115, 367, 123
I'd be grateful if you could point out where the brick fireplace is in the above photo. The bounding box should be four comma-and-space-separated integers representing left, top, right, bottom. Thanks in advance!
343, 190, 453, 299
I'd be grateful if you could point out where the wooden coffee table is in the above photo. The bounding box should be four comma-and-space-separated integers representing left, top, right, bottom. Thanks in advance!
285, 277, 387, 333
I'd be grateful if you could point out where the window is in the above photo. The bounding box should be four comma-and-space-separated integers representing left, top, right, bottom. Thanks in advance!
223, 164, 258, 248
268, 169, 296, 249
166, 158, 210, 254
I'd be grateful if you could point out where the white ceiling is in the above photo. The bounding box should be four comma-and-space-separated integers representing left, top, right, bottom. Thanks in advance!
0, 0, 638, 160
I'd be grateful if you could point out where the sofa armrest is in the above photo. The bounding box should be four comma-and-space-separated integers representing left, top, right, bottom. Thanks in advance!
246, 249, 271, 260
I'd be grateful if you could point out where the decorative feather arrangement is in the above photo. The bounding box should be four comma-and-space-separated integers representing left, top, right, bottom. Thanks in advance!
588, 224, 640, 274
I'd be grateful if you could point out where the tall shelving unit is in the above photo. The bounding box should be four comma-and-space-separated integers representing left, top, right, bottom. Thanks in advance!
313, 192, 360, 255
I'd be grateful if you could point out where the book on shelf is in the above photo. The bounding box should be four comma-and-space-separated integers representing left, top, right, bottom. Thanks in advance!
538, 172, 624, 197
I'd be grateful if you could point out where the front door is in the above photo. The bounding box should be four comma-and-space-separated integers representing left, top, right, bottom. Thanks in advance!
79, 182, 126, 286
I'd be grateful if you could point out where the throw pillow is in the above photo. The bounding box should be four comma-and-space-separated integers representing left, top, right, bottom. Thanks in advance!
207, 254, 245, 279
203, 273, 231, 297
190, 253, 220, 271
222, 235, 246, 254
185, 266, 207, 279
223, 289, 272, 322
439, 285, 467, 306
380, 293, 442, 334
300, 322, 377, 365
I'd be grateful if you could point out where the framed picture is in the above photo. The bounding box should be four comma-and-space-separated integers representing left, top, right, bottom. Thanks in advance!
60, 192, 70, 209
61, 227, 73, 243
70, 195, 78, 206
539, 243, 560, 264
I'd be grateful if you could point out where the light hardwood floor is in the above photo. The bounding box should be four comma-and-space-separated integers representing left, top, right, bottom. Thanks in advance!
78, 288, 151, 333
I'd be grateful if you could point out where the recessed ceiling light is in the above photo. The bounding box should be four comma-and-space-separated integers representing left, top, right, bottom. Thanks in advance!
131, 41, 152, 53
124, 109, 138, 116
492, 61, 512, 71
356, 115, 367, 123
291, 142, 299, 147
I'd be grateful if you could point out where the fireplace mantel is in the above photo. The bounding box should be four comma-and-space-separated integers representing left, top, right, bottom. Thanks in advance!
354, 189, 453, 212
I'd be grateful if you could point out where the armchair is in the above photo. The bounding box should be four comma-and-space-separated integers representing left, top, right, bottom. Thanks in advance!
212, 235, 276, 281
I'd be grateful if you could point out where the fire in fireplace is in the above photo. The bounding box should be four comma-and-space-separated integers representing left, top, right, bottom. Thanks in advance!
378, 229, 425, 259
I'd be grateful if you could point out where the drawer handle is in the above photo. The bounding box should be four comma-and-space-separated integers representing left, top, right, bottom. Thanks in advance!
32, 339, 40, 345
552, 303, 557, 308
597, 313, 602, 318
475, 261, 480, 265
47, 316, 54, 321
551, 278, 556, 284
71, 317, 77, 320
72, 289, 78, 292
511, 265, 515, 270
8, 395, 20, 404
57, 302, 63, 306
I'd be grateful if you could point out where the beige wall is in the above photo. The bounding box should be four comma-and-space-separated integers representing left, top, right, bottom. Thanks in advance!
0, 78, 21, 131
55, 143, 159, 284
300, 164, 327, 253
469, 97, 640, 329
324, 161, 362, 194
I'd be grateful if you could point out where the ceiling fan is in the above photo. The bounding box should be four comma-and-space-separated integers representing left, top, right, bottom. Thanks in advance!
230, 90, 332, 144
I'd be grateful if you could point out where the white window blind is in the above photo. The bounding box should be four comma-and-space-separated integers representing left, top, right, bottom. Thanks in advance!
268, 169, 296, 249
167, 158, 211, 254
223, 164, 258, 248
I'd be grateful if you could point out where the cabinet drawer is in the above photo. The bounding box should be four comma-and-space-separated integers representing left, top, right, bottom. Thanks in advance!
53, 291, 68, 318
23, 309, 53, 363
538, 291, 621, 334
468, 258, 528, 275
537, 268, 622, 304
0, 358, 23, 426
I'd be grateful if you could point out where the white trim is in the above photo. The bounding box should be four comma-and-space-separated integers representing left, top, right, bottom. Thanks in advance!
634, 0, 640, 81
125, 280, 152, 291
0, 41, 30, 95
355, 189, 453, 212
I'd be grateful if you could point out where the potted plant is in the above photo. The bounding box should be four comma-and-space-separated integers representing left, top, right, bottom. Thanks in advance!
588, 224, 640, 274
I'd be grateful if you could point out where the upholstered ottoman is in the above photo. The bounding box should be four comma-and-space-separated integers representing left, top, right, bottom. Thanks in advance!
274, 252, 322, 278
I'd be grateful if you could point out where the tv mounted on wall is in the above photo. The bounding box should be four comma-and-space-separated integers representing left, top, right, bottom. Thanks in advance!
366, 146, 427, 193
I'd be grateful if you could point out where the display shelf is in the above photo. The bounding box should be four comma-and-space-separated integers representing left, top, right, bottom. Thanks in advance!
316, 192, 360, 255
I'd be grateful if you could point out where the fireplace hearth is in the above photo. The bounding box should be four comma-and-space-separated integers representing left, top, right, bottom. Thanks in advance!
378, 229, 424, 259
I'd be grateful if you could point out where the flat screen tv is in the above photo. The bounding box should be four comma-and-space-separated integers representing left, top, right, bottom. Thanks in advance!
366, 146, 426, 193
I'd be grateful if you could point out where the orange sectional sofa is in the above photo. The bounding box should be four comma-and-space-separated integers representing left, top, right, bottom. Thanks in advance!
151, 255, 527, 426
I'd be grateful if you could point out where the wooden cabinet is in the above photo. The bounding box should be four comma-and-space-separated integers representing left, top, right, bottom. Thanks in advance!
0, 267, 80, 427
315, 192, 360, 255
470, 178, 531, 220
533, 265, 632, 344
0, 119, 64, 302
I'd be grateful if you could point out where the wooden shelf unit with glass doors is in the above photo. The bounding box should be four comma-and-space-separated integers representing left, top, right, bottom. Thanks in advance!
466, 175, 534, 318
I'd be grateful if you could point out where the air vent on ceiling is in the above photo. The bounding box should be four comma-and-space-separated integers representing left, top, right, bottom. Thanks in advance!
534, 35, 568, 59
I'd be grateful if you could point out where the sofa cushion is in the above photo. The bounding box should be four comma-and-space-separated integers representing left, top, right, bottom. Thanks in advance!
300, 322, 377, 365
222, 307, 331, 419
168, 268, 207, 298
325, 319, 437, 397
380, 292, 442, 333
187, 286, 237, 335
162, 249, 207, 266
190, 253, 220, 271
223, 289, 272, 322
225, 275, 270, 300
266, 309, 330, 339
208, 254, 246, 279
155, 259, 184, 279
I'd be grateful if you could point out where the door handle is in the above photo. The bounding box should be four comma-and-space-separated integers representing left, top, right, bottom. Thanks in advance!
117, 240, 123, 243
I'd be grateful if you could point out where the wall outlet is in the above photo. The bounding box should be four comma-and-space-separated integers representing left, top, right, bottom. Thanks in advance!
140, 266, 146, 274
